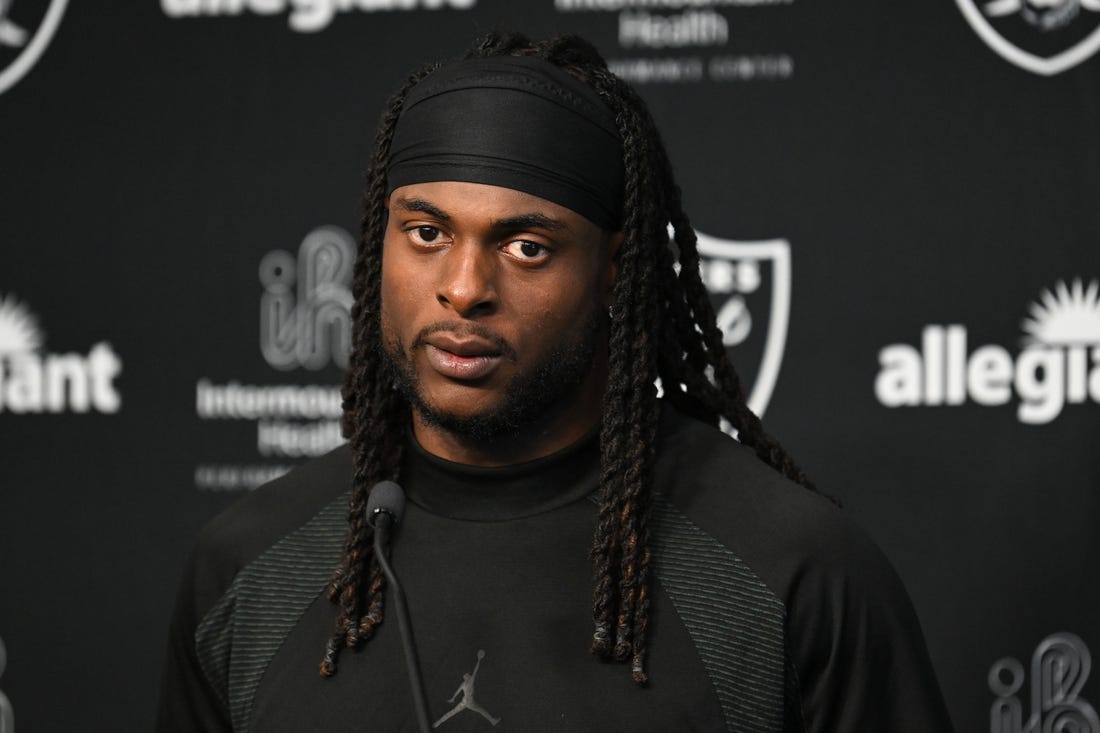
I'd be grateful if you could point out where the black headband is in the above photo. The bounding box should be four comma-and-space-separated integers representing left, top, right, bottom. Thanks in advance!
386, 55, 625, 230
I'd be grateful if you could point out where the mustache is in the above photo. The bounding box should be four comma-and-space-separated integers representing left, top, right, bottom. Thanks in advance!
411, 322, 518, 362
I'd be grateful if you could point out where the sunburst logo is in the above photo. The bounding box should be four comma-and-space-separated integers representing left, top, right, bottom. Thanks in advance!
0, 290, 122, 414
1021, 279, 1100, 347
0, 291, 43, 353
876, 277, 1100, 424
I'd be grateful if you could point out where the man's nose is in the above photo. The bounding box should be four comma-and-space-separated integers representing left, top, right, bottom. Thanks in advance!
436, 242, 498, 317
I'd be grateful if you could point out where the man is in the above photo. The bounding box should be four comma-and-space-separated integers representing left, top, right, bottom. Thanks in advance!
157, 32, 955, 732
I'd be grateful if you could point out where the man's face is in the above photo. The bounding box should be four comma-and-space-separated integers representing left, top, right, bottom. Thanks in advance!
380, 181, 619, 447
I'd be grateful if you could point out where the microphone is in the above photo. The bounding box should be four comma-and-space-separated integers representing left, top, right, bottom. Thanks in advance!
367, 481, 431, 733
366, 480, 407, 529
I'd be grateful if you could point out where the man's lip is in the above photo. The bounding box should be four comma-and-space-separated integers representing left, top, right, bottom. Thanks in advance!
423, 344, 501, 381
423, 334, 502, 358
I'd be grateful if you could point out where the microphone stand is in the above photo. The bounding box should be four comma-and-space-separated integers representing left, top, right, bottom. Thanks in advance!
373, 513, 432, 733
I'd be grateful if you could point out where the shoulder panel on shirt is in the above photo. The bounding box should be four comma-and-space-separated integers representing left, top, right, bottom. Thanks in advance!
195, 490, 349, 733
189, 445, 353, 621
649, 493, 802, 733
654, 404, 863, 607
653, 405, 954, 732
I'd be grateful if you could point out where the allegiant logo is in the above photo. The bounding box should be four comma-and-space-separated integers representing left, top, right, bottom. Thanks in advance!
874, 279, 1100, 425
161, 0, 477, 33
0, 292, 122, 414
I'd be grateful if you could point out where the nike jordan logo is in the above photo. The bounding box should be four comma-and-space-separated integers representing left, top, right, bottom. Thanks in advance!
433, 649, 500, 728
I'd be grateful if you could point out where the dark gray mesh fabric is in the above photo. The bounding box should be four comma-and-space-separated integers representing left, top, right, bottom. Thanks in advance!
649, 493, 794, 733
194, 494, 348, 732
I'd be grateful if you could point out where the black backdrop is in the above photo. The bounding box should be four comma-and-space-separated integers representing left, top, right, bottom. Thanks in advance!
2, 1, 1098, 731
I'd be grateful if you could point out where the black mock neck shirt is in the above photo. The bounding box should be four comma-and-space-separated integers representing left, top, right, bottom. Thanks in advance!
157, 405, 955, 732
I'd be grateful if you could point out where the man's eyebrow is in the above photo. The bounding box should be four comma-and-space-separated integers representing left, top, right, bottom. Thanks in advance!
494, 212, 567, 232
391, 196, 450, 220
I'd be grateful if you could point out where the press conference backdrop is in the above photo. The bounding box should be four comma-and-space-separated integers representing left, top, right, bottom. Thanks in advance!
1, 1, 1098, 730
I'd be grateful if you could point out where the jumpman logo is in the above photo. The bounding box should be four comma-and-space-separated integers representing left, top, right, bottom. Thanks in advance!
433, 649, 501, 728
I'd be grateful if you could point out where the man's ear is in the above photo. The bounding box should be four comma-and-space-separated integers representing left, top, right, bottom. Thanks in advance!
603, 231, 624, 307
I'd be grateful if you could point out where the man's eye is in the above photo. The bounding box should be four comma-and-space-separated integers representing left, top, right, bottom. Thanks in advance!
504, 240, 548, 260
412, 226, 441, 243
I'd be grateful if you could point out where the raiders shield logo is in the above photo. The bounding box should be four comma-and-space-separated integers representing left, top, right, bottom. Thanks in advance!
694, 231, 791, 418
955, 0, 1100, 75
0, 0, 68, 96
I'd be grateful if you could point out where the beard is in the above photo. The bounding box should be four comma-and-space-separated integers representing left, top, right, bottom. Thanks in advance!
382, 311, 604, 443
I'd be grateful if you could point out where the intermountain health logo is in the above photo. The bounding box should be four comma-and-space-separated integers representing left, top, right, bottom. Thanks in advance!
875, 279, 1100, 425
956, 0, 1100, 74
0, 292, 122, 414
0, 0, 68, 96
193, 226, 353, 490
260, 225, 353, 371
555, 0, 794, 84
161, 0, 476, 33
695, 230, 791, 418
989, 632, 1098, 732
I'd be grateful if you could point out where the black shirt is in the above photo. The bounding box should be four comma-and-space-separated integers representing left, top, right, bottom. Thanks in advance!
157, 405, 955, 732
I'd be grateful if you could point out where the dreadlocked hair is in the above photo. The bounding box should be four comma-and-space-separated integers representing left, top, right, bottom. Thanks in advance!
321, 31, 822, 684
319, 60, 437, 678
